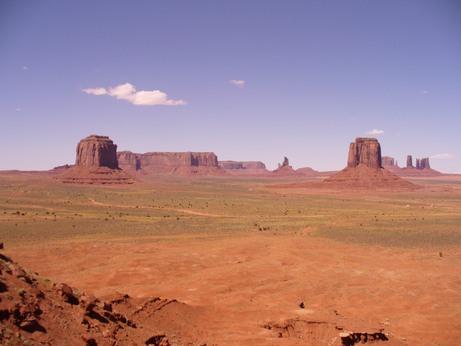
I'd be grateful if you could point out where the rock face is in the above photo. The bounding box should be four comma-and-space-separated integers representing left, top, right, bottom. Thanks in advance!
117, 151, 222, 175
75, 135, 118, 169
324, 138, 416, 189
347, 138, 382, 169
58, 135, 133, 184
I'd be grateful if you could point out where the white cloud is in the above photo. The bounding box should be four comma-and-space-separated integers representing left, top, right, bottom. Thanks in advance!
430, 153, 455, 160
22, 66, 28, 71
82, 87, 107, 96
82, 83, 186, 106
366, 129, 384, 136
421, 90, 429, 94
229, 79, 246, 88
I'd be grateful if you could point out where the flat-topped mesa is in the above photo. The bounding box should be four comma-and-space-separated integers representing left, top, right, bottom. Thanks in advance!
347, 138, 382, 169
117, 151, 222, 175
76, 135, 118, 169
219, 161, 267, 170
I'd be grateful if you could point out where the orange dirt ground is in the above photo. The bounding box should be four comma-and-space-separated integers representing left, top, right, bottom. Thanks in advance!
9, 233, 461, 345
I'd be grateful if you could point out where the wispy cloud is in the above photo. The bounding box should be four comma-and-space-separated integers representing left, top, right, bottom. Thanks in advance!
22, 66, 28, 71
82, 83, 186, 106
430, 153, 455, 160
366, 129, 384, 136
15, 107, 21, 112
229, 79, 246, 88
420, 90, 429, 95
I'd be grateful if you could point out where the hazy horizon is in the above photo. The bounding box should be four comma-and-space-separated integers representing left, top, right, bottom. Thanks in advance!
1, 1, 460, 172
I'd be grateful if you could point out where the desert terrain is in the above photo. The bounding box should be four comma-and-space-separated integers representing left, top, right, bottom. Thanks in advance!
1, 169, 461, 345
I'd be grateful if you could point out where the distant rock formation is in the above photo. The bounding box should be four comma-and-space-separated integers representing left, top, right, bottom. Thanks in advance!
324, 138, 416, 189
76, 135, 119, 169
347, 138, 382, 169
219, 161, 267, 170
57, 135, 133, 184
218, 160, 269, 176
218, 160, 266, 170
118, 151, 223, 176
272, 156, 300, 176
382, 156, 398, 168
406, 155, 413, 168
400, 155, 440, 176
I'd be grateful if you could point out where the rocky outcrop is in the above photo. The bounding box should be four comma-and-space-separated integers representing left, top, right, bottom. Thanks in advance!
273, 156, 300, 176
57, 135, 134, 184
117, 151, 222, 176
0, 246, 208, 345
219, 161, 267, 170
347, 138, 382, 169
76, 135, 119, 169
324, 138, 416, 189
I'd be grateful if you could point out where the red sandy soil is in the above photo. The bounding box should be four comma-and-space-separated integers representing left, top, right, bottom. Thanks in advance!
9, 234, 461, 345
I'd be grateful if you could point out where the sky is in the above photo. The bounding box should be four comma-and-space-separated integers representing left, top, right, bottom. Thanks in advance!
1, 0, 460, 172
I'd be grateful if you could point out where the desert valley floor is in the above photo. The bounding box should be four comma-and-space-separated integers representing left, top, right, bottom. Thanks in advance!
1, 172, 461, 345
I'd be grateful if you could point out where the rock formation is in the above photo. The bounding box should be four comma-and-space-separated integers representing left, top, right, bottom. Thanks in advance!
272, 156, 300, 176
0, 245, 208, 345
219, 161, 267, 170
399, 155, 440, 176
382, 156, 398, 168
406, 155, 413, 168
76, 135, 118, 169
117, 151, 223, 176
347, 138, 382, 169
58, 135, 133, 184
324, 138, 416, 189
219, 161, 269, 175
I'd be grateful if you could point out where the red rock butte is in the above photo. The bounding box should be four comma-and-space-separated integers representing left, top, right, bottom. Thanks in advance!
76, 135, 118, 169
324, 137, 417, 189
57, 135, 133, 184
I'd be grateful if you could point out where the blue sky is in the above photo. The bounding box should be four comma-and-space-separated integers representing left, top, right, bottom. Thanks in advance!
1, 0, 460, 172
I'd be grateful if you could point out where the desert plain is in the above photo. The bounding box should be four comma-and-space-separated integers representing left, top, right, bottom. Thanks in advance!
1, 170, 461, 345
